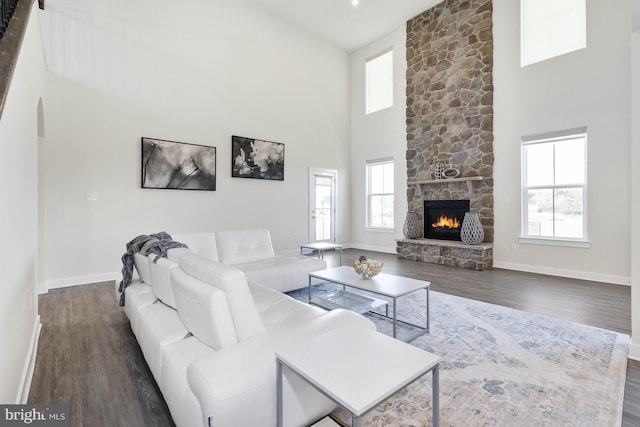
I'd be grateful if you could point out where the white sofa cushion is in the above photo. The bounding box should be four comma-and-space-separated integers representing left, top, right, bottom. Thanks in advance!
122, 281, 157, 338
166, 247, 191, 263
133, 252, 151, 284
162, 337, 211, 427
177, 251, 266, 342
148, 257, 179, 308
171, 267, 238, 349
249, 281, 326, 328
215, 229, 275, 265
171, 232, 219, 262
136, 302, 189, 389
238, 255, 327, 293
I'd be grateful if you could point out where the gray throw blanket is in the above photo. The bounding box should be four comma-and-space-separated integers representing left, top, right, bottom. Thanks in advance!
118, 232, 188, 306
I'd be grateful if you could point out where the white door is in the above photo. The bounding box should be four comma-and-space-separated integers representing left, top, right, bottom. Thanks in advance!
309, 168, 337, 243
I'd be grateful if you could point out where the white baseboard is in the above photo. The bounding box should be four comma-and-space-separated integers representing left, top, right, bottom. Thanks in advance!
46, 272, 120, 291
348, 243, 397, 254
35, 282, 47, 295
17, 315, 41, 404
494, 261, 631, 286
280, 244, 353, 256
629, 340, 640, 361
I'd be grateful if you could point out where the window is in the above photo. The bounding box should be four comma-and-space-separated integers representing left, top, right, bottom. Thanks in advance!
367, 159, 394, 229
522, 128, 587, 242
521, 0, 586, 66
365, 49, 393, 114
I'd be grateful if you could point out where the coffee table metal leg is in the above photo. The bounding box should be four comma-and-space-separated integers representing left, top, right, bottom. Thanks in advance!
353, 415, 362, 427
426, 287, 430, 332
392, 297, 397, 338
308, 276, 312, 304
433, 364, 439, 427
276, 359, 283, 427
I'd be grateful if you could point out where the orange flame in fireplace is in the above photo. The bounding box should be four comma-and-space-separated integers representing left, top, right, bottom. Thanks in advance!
432, 215, 461, 229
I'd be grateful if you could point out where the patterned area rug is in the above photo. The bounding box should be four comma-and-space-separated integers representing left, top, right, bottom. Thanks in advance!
287, 284, 629, 426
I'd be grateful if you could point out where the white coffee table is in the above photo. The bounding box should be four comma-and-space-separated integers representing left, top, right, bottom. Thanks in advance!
309, 266, 430, 341
276, 326, 441, 427
300, 242, 343, 264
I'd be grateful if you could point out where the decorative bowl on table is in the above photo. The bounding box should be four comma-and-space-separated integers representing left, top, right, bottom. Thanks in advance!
353, 256, 383, 279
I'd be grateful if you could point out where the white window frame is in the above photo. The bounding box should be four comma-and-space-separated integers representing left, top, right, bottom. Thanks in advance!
365, 48, 393, 115
520, 127, 589, 248
366, 158, 394, 231
521, 0, 587, 67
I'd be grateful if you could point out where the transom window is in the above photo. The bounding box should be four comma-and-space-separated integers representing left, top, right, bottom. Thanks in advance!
365, 49, 393, 114
521, 0, 586, 66
366, 158, 394, 229
522, 128, 587, 242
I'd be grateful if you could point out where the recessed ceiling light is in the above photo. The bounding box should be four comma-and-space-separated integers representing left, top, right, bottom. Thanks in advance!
352, 0, 359, 5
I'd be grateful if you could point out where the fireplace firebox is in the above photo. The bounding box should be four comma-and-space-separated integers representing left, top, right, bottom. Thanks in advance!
424, 200, 470, 241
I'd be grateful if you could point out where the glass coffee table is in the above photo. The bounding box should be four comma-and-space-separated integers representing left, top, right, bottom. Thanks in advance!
308, 266, 430, 341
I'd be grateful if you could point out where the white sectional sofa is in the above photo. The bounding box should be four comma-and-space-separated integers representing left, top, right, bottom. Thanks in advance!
120, 231, 375, 427
172, 229, 327, 293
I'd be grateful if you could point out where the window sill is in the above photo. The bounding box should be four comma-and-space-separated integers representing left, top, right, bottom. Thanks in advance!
519, 236, 591, 249
365, 227, 395, 234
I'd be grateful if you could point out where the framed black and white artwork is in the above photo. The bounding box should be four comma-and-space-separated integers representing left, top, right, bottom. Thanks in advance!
232, 135, 284, 181
141, 137, 216, 190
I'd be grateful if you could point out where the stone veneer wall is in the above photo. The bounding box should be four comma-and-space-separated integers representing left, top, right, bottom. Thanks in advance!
405, 0, 494, 243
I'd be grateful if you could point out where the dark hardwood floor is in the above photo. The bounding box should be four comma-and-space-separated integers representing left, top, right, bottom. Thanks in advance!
29, 249, 638, 426
29, 281, 174, 427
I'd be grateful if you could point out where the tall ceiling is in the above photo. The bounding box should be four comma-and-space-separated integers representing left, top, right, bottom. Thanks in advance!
247, 0, 444, 52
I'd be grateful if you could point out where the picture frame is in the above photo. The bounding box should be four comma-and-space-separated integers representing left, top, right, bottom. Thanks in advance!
232, 135, 284, 181
141, 137, 216, 191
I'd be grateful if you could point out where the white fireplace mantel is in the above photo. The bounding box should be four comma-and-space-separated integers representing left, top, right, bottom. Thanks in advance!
408, 176, 483, 197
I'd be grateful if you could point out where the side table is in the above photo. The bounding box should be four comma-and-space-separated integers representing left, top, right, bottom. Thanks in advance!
276, 326, 441, 427
300, 242, 343, 265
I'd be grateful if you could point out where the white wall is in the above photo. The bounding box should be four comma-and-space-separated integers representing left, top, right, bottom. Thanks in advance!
0, 4, 46, 402
39, 0, 351, 286
350, 26, 407, 253
493, 0, 632, 284
629, 5, 640, 359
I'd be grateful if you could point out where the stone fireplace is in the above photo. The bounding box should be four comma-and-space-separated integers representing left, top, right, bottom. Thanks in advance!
396, 0, 494, 271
